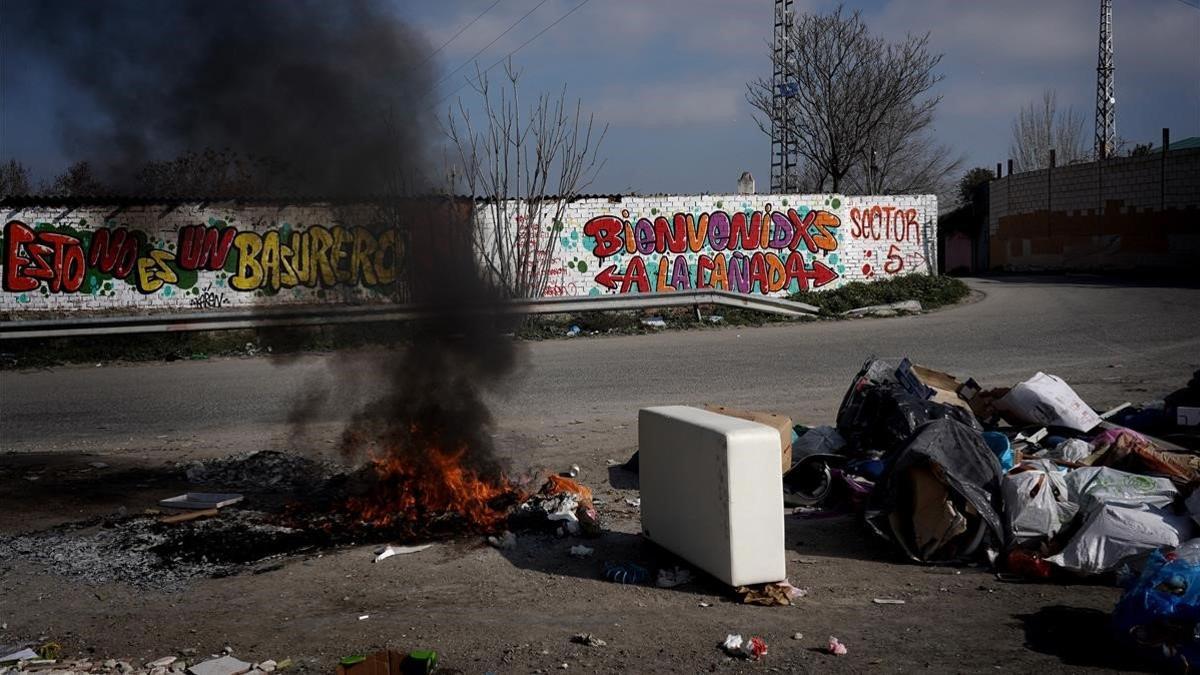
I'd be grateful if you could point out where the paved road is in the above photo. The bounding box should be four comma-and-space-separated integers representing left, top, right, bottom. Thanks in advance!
3, 277, 1198, 456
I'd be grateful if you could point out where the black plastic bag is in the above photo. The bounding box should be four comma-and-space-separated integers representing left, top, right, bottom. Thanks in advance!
865, 418, 1006, 563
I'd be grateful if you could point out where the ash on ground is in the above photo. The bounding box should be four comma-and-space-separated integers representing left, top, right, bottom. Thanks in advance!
181, 450, 341, 491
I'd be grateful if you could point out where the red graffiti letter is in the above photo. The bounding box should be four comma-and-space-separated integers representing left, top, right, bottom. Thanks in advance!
583, 216, 624, 258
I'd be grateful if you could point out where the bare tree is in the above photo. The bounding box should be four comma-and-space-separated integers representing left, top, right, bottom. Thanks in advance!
746, 5, 945, 193
45, 160, 105, 196
1009, 90, 1088, 172
446, 61, 607, 299
135, 148, 286, 197
844, 103, 964, 196
0, 160, 31, 197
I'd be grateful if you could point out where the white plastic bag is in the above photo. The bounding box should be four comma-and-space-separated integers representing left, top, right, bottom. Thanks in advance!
1046, 504, 1193, 574
998, 372, 1102, 432
1002, 460, 1078, 543
1046, 438, 1091, 463
1065, 466, 1177, 515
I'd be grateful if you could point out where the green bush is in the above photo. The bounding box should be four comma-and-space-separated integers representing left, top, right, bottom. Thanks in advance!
789, 274, 970, 316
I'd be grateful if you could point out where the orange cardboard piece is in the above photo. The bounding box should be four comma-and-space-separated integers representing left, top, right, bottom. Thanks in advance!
908, 465, 967, 559
704, 405, 793, 471
911, 364, 974, 414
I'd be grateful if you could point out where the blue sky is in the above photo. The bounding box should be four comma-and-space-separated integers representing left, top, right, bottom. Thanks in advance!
4, 0, 1198, 195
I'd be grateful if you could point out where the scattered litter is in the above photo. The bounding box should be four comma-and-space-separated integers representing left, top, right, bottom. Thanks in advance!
374, 543, 433, 562
158, 493, 244, 510
566, 325, 582, 337
357, 614, 369, 621
737, 580, 807, 606
827, 637, 848, 656
0, 648, 39, 663
698, 601, 712, 607
570, 633, 607, 647
569, 545, 594, 558
791, 632, 804, 640
187, 655, 252, 675
624, 498, 641, 508
487, 531, 517, 550
337, 650, 435, 674
563, 464, 581, 478
655, 566, 693, 588
872, 598, 905, 605
720, 634, 767, 660
641, 317, 667, 328
146, 656, 177, 668
708, 315, 723, 324
602, 561, 649, 584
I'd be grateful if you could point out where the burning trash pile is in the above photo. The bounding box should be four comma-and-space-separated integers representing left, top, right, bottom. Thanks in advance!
780, 359, 1200, 669
0, 449, 602, 591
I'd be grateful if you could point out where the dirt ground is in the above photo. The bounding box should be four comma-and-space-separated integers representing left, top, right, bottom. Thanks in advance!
0, 416, 1145, 675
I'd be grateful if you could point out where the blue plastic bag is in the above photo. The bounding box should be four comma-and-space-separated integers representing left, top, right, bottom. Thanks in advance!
982, 431, 1014, 472
1111, 540, 1200, 670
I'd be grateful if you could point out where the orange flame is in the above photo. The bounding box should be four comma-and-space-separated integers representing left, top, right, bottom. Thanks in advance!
343, 442, 520, 535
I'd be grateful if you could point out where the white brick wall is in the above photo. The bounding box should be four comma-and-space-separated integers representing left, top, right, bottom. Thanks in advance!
478, 193, 938, 298
2, 193, 938, 315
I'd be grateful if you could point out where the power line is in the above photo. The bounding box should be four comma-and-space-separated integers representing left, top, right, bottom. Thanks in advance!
434, 0, 551, 89
432, 0, 591, 109
418, 0, 504, 67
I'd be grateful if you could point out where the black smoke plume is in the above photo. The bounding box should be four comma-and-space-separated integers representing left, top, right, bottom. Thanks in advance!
8, 0, 434, 196
10, 0, 520, 490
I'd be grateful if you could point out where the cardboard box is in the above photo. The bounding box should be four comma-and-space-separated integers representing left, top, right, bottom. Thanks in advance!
703, 404, 793, 471
639, 406, 786, 587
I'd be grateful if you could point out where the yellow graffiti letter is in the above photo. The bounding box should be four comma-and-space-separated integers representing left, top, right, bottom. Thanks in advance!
230, 232, 264, 291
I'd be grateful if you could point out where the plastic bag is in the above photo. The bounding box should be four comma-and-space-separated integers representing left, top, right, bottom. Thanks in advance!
1111, 539, 1200, 669
1065, 466, 1177, 515
997, 372, 1101, 432
1045, 438, 1091, 463
1002, 460, 1078, 543
1046, 504, 1193, 574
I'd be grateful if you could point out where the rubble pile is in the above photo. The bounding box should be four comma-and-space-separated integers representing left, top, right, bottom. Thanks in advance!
0, 648, 290, 675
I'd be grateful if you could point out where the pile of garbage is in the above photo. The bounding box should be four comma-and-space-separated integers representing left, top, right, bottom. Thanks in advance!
787, 359, 1200, 577
779, 360, 1200, 669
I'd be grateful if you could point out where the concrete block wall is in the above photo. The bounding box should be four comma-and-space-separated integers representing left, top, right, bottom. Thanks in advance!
479, 193, 938, 298
988, 148, 1200, 270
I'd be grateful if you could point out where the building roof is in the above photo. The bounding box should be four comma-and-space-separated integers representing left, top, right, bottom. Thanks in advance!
1168, 137, 1200, 151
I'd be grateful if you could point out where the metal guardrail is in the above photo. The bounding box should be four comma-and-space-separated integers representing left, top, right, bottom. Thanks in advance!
0, 290, 819, 340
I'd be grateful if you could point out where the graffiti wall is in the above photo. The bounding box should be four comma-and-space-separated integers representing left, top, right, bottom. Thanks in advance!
1, 203, 405, 314
481, 194, 938, 298
1, 194, 936, 315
